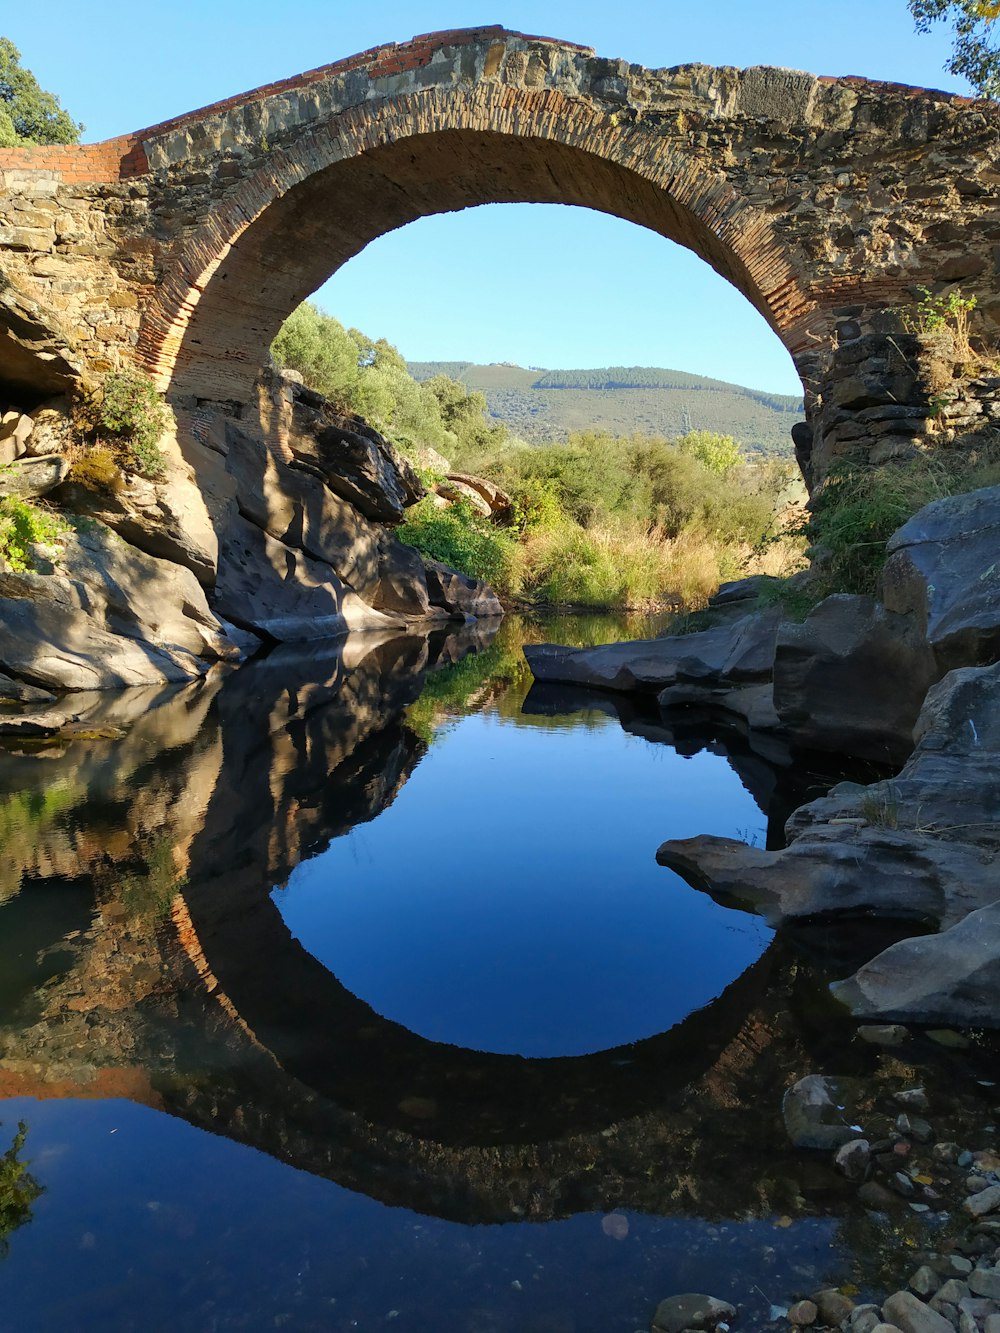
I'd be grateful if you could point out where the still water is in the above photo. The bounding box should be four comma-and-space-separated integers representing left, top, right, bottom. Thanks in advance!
0, 615, 990, 1331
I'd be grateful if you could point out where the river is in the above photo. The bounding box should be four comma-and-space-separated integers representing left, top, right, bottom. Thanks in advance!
0, 614, 994, 1331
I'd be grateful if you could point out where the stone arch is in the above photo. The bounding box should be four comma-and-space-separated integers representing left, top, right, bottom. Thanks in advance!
140, 77, 819, 408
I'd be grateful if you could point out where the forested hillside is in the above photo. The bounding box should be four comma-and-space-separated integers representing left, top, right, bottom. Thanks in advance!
408, 362, 803, 457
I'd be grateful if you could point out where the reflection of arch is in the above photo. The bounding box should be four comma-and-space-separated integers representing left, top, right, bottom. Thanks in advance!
138, 34, 821, 403
176, 860, 777, 1145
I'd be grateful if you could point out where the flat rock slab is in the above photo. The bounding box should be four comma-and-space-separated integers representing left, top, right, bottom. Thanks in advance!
525, 611, 782, 695
0, 709, 73, 736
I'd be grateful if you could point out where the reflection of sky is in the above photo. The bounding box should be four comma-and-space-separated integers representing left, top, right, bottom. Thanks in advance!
0, 1096, 845, 1333
276, 709, 772, 1057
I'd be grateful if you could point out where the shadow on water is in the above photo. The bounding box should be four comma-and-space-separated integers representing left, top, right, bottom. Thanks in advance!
0, 612, 997, 1327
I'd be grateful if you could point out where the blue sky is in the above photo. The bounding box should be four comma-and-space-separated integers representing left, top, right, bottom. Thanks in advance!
6, 2, 969, 393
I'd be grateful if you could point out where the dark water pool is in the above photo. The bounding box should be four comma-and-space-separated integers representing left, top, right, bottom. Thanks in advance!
0, 614, 993, 1332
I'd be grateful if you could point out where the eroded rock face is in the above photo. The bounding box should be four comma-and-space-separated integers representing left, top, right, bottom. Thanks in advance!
772, 595, 937, 765
211, 509, 405, 643
284, 406, 423, 522
0, 521, 241, 690
882, 482, 1000, 672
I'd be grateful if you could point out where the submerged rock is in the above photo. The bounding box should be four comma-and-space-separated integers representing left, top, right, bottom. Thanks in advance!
783, 1074, 864, 1150
652, 1293, 736, 1333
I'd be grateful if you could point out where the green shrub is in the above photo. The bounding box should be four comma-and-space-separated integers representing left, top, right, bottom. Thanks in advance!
79, 370, 168, 479
805, 446, 1000, 597
0, 497, 68, 573
397, 497, 520, 595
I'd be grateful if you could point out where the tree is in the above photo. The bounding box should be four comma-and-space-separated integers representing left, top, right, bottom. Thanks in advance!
677, 430, 742, 476
908, 0, 1000, 98
0, 39, 82, 147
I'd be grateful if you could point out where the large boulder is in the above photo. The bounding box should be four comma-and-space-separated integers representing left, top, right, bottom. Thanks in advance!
0, 521, 240, 692
882, 482, 1000, 671
424, 560, 504, 619
433, 476, 493, 517
831, 899, 1000, 1027
286, 411, 423, 522
772, 594, 937, 764
372, 536, 440, 619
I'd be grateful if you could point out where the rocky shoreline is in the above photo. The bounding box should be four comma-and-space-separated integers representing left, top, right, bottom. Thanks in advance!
653, 1049, 1000, 1333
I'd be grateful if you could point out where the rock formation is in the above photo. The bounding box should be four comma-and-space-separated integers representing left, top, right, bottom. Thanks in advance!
0, 366, 502, 693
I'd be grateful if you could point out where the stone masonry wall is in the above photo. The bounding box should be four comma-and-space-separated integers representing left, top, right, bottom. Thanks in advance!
1, 28, 1000, 481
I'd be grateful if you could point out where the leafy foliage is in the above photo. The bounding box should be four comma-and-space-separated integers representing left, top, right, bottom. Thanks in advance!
0, 1122, 42, 1258
78, 371, 169, 478
909, 0, 1000, 97
0, 495, 67, 572
397, 498, 518, 591
0, 38, 81, 146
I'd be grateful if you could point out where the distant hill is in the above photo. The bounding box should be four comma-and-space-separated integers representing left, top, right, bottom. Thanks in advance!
408, 362, 803, 457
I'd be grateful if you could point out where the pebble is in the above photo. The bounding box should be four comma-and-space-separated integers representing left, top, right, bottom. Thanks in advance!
969, 1268, 1000, 1300
935, 1278, 971, 1303
814, 1290, 854, 1326
967, 1175, 991, 1194
909, 1265, 941, 1296
882, 1290, 955, 1333
966, 1185, 1000, 1217
788, 1299, 817, 1326
859, 1025, 910, 1045
896, 1089, 931, 1113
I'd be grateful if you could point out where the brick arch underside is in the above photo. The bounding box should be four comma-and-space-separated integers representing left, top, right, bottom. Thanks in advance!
150, 114, 813, 405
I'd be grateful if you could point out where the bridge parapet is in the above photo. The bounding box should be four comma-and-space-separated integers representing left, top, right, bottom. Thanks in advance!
0, 28, 998, 476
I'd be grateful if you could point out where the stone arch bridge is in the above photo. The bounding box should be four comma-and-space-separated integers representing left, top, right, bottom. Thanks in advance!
1, 26, 999, 481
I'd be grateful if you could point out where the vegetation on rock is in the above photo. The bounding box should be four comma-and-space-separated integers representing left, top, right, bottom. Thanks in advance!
75, 371, 168, 479
0, 38, 82, 147
0, 495, 67, 573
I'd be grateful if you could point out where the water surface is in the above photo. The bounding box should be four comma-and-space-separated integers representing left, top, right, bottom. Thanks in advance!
0, 613, 992, 1332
